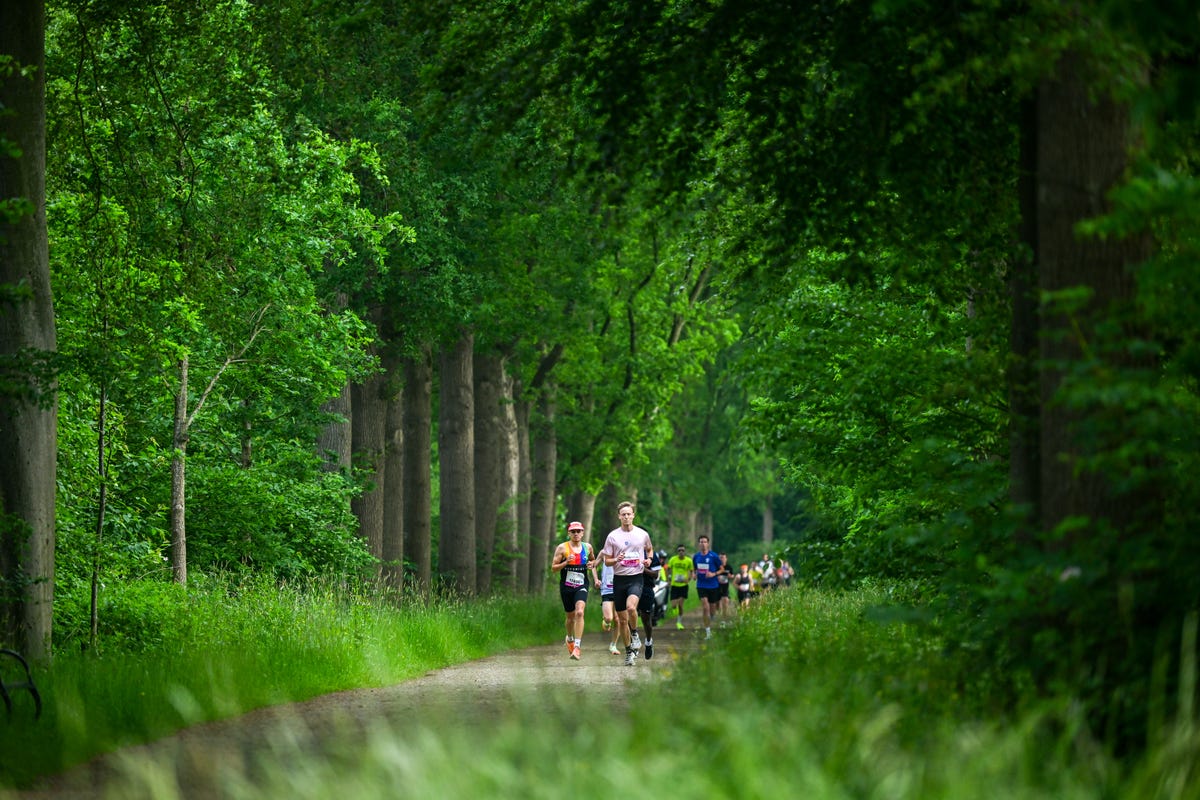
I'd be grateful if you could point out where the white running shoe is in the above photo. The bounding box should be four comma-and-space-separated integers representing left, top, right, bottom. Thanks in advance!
624, 648, 635, 666
630, 631, 642, 651
609, 641, 620, 655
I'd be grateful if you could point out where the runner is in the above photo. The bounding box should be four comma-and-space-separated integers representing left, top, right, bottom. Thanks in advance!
636, 547, 663, 659
666, 544, 693, 629
550, 520, 597, 660
597, 561, 620, 654
735, 563, 755, 609
716, 552, 733, 621
692, 535, 722, 639
600, 501, 654, 666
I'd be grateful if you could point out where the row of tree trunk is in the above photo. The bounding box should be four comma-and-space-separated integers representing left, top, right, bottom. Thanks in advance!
327, 330, 562, 597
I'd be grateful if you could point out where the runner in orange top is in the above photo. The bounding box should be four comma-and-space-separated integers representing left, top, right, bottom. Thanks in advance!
551, 520, 597, 660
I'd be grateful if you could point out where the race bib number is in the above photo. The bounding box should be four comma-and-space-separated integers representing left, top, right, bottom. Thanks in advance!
620, 551, 642, 567
565, 571, 585, 588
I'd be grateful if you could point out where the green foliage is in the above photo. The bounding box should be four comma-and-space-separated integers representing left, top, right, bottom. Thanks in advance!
28, 585, 1200, 798
184, 458, 370, 579
45, 0, 392, 605
0, 577, 552, 788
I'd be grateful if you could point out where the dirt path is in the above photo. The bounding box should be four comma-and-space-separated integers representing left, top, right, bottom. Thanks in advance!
18, 624, 704, 798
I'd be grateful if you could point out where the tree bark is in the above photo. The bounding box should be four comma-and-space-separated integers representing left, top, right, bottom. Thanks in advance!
564, 490, 596, 542
527, 392, 556, 594
402, 347, 433, 594
170, 358, 189, 585
0, 0, 55, 658
1036, 53, 1154, 539
316, 292, 352, 475
495, 368, 521, 592
473, 351, 504, 594
761, 496, 774, 546
1009, 96, 1041, 540
596, 484, 621, 541
381, 351, 404, 589
351, 349, 387, 573
317, 383, 352, 475
438, 330, 476, 595
514, 390, 531, 592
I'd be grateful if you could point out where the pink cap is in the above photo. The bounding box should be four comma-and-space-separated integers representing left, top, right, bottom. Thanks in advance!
567, 521, 584, 532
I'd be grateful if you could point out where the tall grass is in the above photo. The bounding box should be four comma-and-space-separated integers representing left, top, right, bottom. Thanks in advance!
6, 582, 1199, 797
0, 575, 550, 788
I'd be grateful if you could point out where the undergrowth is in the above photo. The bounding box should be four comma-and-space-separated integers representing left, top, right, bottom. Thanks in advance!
5, 582, 1199, 798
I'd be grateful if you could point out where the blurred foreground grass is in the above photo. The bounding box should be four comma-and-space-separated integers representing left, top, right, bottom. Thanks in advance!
5, 581, 1199, 798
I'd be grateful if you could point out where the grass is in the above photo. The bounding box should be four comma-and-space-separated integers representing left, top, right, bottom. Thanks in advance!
0, 575, 552, 789
4, 580, 1199, 798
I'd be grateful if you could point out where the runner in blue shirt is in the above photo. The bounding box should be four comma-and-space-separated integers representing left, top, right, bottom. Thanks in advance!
692, 535, 723, 639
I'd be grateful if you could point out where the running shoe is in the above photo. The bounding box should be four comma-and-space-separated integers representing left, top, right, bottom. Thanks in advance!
609, 641, 620, 655
705, 628, 713, 639
624, 648, 635, 667
630, 630, 642, 651
644, 641, 653, 660
566, 639, 574, 655
676, 620, 685, 630
570, 644, 580, 660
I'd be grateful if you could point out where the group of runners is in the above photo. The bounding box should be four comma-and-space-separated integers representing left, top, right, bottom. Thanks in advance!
550, 500, 788, 665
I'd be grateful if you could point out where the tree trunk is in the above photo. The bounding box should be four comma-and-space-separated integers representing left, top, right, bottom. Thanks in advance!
527, 392, 556, 594
473, 351, 504, 594
761, 496, 774, 546
170, 358, 189, 585
596, 484, 621, 540
514, 391, 532, 591
317, 383, 352, 474
381, 351, 404, 589
0, 0, 55, 658
1031, 51, 1158, 742
351, 350, 387, 573
564, 490, 597, 541
90, 382, 108, 650
1036, 53, 1153, 538
402, 347, 433, 594
1009, 96, 1041, 541
495, 368, 521, 592
697, 508, 713, 545
316, 293, 352, 475
438, 330, 476, 595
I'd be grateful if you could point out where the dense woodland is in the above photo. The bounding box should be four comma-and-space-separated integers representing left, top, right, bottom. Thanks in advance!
3, 0, 1200, 751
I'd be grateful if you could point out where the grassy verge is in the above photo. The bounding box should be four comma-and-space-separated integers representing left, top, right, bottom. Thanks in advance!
7, 581, 1198, 797
0, 576, 552, 788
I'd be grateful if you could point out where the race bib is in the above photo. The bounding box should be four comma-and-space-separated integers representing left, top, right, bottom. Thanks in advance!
565, 571, 585, 588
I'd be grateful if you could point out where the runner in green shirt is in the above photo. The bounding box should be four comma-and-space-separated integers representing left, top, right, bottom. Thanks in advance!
665, 545, 693, 629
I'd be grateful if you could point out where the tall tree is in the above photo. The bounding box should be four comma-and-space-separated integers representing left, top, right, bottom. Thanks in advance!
380, 351, 404, 588
472, 349, 504, 594
402, 347, 433, 593
350, 346, 388, 572
438, 329, 476, 594
0, 0, 55, 658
